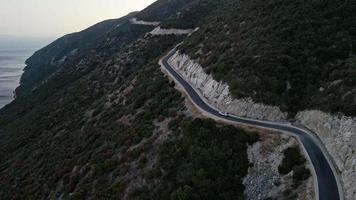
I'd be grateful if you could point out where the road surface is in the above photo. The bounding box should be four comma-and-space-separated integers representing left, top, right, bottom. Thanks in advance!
160, 48, 341, 200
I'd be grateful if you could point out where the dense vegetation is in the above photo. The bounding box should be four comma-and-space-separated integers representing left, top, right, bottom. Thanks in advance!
133, 119, 258, 200
0, 30, 183, 198
1, 0, 330, 199
0, 1, 259, 199
136, 0, 192, 21
0, 57, 257, 200
181, 0, 356, 116
278, 147, 310, 187
137, 0, 223, 29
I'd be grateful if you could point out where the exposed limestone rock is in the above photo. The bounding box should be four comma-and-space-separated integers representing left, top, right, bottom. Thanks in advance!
168, 51, 288, 121
148, 27, 194, 35
50, 48, 78, 67
130, 18, 160, 26
296, 111, 356, 200
244, 134, 314, 200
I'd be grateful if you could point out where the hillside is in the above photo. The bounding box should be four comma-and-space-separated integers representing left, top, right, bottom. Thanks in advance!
181, 0, 356, 116
1, 0, 353, 199
176, 0, 355, 199
0, 1, 262, 199
15, 12, 138, 98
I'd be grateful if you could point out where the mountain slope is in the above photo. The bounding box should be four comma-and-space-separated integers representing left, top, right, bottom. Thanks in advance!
16, 12, 138, 98
0, 1, 261, 199
181, 0, 356, 116
1, 0, 352, 199
174, 0, 355, 199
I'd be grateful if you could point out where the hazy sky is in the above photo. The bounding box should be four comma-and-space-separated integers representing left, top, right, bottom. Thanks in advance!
0, 0, 156, 38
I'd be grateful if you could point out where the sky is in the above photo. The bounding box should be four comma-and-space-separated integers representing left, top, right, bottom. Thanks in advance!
0, 0, 156, 38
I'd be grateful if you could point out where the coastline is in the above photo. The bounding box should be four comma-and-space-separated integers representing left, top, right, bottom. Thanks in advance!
0, 49, 34, 108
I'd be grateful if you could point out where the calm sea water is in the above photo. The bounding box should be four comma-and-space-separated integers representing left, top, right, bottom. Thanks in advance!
0, 36, 52, 109
0, 49, 34, 108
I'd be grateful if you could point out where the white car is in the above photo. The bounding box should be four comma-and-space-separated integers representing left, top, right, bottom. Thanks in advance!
218, 111, 228, 116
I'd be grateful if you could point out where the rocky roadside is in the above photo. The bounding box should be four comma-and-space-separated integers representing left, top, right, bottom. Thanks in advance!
168, 51, 288, 121
296, 111, 356, 200
162, 64, 314, 200
243, 131, 314, 200
167, 50, 355, 200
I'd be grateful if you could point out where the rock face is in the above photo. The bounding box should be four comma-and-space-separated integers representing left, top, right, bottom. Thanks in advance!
149, 27, 194, 35
244, 134, 314, 200
296, 111, 356, 200
168, 51, 288, 121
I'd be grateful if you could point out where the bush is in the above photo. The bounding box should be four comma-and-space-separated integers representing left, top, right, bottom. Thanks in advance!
278, 147, 306, 175
293, 165, 311, 183
278, 146, 310, 187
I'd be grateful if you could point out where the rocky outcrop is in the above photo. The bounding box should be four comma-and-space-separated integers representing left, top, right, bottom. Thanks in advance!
50, 48, 78, 67
244, 133, 314, 200
296, 111, 356, 200
168, 51, 288, 121
148, 27, 194, 35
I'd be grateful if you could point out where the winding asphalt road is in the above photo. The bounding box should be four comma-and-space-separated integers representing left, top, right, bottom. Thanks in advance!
160, 49, 341, 200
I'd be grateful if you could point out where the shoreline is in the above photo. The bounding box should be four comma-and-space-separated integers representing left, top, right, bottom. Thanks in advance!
0, 49, 34, 109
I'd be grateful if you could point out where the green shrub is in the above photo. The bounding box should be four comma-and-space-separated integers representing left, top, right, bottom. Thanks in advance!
278, 147, 306, 175
278, 146, 310, 187
293, 165, 311, 183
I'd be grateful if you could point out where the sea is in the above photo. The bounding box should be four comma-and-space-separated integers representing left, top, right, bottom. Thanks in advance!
0, 36, 52, 109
